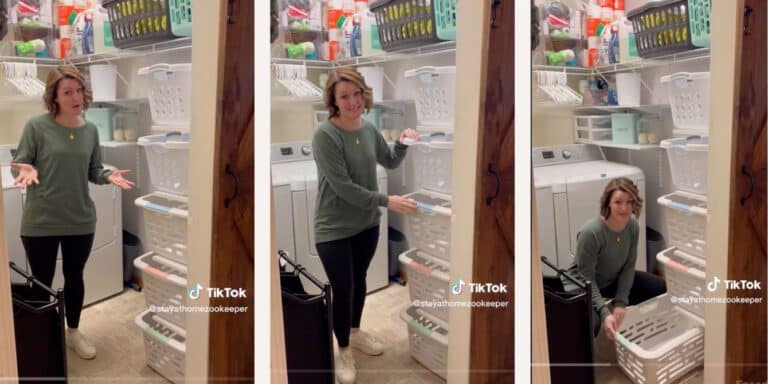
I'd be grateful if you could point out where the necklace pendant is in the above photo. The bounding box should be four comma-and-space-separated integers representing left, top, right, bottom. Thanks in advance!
355, 137, 360, 145
69, 132, 75, 140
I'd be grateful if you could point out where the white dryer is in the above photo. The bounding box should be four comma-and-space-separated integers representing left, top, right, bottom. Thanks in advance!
533, 144, 646, 275
0, 146, 123, 305
272, 141, 389, 295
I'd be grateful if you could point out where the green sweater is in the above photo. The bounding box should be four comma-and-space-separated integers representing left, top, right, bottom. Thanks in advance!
562, 216, 639, 321
13, 114, 112, 236
312, 120, 407, 243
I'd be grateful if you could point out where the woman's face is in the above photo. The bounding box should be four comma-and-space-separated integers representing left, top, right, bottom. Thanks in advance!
56, 78, 85, 117
608, 189, 634, 222
333, 80, 364, 120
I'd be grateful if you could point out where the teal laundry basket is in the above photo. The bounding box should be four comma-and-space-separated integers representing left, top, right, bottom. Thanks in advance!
434, 0, 457, 41
688, 0, 710, 47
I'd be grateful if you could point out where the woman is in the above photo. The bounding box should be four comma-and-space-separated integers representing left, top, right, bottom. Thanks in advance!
562, 177, 666, 340
313, 67, 419, 384
12, 66, 134, 360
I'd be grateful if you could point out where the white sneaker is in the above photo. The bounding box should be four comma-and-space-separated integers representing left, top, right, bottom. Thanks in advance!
350, 330, 384, 356
335, 348, 356, 384
66, 329, 96, 360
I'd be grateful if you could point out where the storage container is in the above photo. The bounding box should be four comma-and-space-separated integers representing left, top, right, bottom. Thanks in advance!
400, 305, 449, 380
434, 0, 457, 41
138, 63, 192, 128
103, 0, 192, 49
85, 107, 115, 142
404, 190, 452, 261
135, 192, 189, 264
660, 136, 708, 195
660, 72, 710, 133
409, 136, 453, 193
574, 115, 612, 143
135, 309, 186, 384
656, 247, 705, 318
615, 294, 704, 384
657, 191, 707, 259
370, 0, 447, 51
626, 0, 707, 58
134, 252, 187, 327
404, 66, 456, 130
138, 132, 190, 195
399, 248, 450, 321
611, 113, 639, 145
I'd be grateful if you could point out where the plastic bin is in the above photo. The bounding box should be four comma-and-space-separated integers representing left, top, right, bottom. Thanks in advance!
137, 63, 192, 127
688, 0, 711, 47
410, 136, 453, 193
626, 0, 698, 58
103, 0, 192, 49
574, 115, 612, 143
660, 136, 708, 195
138, 132, 191, 195
660, 72, 710, 133
135, 192, 189, 264
404, 190, 452, 261
434, 0, 457, 41
656, 247, 705, 318
134, 252, 187, 328
400, 304, 449, 380
399, 248, 450, 322
135, 309, 186, 384
657, 191, 707, 259
404, 66, 456, 129
370, 0, 444, 51
615, 294, 704, 384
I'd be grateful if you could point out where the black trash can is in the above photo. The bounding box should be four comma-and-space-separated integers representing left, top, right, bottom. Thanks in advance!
646, 227, 665, 275
10, 262, 67, 383
279, 251, 334, 384
122, 231, 141, 286
388, 227, 408, 278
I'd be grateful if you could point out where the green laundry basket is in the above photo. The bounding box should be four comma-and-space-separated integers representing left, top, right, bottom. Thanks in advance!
688, 0, 710, 47
103, 0, 192, 49
434, 0, 457, 41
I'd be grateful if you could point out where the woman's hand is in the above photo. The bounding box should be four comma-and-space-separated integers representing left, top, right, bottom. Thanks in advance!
612, 307, 626, 331
398, 128, 420, 144
602, 314, 618, 341
387, 195, 417, 214
11, 163, 38, 189
107, 169, 135, 190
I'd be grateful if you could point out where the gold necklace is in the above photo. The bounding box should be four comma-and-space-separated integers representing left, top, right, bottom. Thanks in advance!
69, 132, 75, 140
355, 137, 360, 144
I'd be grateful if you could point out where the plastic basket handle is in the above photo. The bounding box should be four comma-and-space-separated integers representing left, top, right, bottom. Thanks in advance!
415, 201, 452, 216
137, 63, 182, 76
657, 197, 707, 216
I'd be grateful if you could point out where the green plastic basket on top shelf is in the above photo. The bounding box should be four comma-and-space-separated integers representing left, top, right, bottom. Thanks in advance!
626, 0, 710, 58
434, 0, 457, 41
102, 0, 192, 49
688, 0, 710, 47
370, 0, 455, 52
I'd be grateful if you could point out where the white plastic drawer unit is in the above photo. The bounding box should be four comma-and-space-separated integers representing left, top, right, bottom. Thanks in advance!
573, 115, 613, 143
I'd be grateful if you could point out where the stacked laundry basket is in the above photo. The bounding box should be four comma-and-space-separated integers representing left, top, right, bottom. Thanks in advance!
615, 72, 710, 384
132, 63, 192, 384
398, 65, 456, 380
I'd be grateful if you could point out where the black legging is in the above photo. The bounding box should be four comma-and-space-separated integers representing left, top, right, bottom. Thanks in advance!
592, 271, 667, 336
315, 225, 379, 348
21, 234, 95, 329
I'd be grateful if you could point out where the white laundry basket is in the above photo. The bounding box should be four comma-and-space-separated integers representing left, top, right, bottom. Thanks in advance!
660, 136, 709, 196
138, 132, 190, 195
405, 190, 452, 261
410, 137, 453, 194
657, 191, 707, 260
660, 72, 710, 133
135, 309, 186, 384
404, 66, 456, 130
134, 252, 188, 328
138, 63, 192, 128
615, 294, 705, 384
400, 304, 449, 380
399, 248, 450, 322
135, 192, 189, 264
656, 247, 706, 318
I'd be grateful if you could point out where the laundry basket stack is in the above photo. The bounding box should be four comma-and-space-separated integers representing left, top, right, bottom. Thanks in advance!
133, 63, 192, 384
615, 72, 710, 384
398, 65, 455, 381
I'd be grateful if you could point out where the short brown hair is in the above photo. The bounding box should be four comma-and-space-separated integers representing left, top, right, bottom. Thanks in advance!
43, 66, 92, 116
323, 67, 373, 118
600, 177, 643, 219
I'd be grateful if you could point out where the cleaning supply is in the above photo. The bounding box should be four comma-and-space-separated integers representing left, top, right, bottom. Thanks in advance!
351, 16, 362, 57
83, 13, 93, 54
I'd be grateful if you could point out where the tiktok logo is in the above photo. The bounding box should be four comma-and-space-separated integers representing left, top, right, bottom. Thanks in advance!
707, 276, 720, 292
189, 283, 204, 300
451, 279, 465, 295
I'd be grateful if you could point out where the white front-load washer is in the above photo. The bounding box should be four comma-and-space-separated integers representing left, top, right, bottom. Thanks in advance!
272, 141, 389, 295
533, 144, 646, 275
